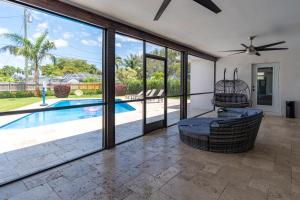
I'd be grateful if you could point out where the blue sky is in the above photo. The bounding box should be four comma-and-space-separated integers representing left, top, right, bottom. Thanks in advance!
0, 0, 143, 71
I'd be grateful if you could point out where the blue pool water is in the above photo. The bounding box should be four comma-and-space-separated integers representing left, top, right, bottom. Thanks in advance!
1, 99, 135, 129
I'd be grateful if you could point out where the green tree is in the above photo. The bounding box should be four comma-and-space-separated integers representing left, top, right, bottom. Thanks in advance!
0, 31, 56, 96
0, 65, 24, 77
41, 58, 101, 77
116, 67, 138, 84
41, 64, 63, 77
123, 54, 142, 69
151, 71, 164, 80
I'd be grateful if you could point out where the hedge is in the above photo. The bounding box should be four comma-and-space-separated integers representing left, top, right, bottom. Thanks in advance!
0, 79, 180, 98
123, 78, 180, 96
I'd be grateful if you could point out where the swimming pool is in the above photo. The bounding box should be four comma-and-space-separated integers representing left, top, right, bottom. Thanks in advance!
1, 99, 135, 129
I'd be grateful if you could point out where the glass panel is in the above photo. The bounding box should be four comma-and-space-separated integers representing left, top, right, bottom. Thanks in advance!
146, 98, 164, 124
115, 34, 143, 100
187, 93, 214, 118
167, 49, 181, 96
257, 67, 273, 106
115, 101, 143, 143
146, 42, 165, 57
0, 108, 103, 183
146, 58, 164, 98
146, 58, 165, 124
0, 1, 103, 112
167, 97, 180, 125
188, 55, 214, 94
0, 1, 103, 184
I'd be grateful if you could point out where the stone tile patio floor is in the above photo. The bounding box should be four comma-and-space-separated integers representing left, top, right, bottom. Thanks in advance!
1, 115, 300, 200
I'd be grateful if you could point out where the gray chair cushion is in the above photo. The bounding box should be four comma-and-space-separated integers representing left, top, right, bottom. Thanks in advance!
178, 118, 216, 136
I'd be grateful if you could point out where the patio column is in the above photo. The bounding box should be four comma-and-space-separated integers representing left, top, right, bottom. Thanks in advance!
103, 28, 115, 149
182, 51, 188, 119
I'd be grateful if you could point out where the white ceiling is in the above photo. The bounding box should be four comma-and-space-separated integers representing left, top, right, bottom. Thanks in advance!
61, 0, 300, 57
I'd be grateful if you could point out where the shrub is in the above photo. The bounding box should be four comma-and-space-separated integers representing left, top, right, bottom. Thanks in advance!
54, 84, 71, 98
0, 91, 35, 98
147, 79, 164, 91
115, 84, 126, 96
125, 79, 143, 94
168, 79, 181, 96
79, 89, 102, 96
82, 77, 98, 82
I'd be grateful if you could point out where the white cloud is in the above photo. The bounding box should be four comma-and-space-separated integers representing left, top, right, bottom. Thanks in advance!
0, 27, 9, 35
97, 36, 102, 43
32, 32, 42, 39
63, 32, 73, 40
53, 39, 68, 48
36, 22, 48, 32
116, 34, 140, 43
81, 39, 98, 46
116, 43, 122, 48
80, 32, 90, 37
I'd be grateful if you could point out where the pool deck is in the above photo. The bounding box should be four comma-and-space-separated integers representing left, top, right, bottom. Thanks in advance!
0, 98, 211, 184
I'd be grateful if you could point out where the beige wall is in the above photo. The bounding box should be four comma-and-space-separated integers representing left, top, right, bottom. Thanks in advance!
216, 50, 300, 118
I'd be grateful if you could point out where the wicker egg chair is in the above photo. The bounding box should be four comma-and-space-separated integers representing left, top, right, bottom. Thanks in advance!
214, 68, 251, 108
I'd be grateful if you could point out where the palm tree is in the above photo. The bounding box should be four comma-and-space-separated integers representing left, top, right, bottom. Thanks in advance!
115, 56, 123, 70
0, 31, 56, 96
123, 54, 142, 69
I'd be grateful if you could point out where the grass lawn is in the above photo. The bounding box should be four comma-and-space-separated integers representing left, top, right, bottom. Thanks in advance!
0, 95, 102, 112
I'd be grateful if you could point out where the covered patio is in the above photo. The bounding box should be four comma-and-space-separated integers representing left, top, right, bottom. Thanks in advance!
0, 0, 300, 199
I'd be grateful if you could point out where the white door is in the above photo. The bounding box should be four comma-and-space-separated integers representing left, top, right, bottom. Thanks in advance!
252, 63, 281, 115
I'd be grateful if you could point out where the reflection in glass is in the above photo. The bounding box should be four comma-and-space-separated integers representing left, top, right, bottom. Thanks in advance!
187, 93, 214, 118
257, 67, 273, 106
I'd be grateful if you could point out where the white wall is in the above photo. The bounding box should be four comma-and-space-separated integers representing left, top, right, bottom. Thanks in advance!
216, 50, 300, 118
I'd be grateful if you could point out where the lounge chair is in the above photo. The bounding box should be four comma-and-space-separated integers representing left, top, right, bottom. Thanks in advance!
135, 89, 153, 100
156, 89, 164, 102
146, 89, 157, 102
126, 90, 142, 100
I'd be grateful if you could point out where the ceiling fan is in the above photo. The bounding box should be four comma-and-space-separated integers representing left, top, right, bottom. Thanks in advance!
154, 0, 221, 21
220, 36, 289, 56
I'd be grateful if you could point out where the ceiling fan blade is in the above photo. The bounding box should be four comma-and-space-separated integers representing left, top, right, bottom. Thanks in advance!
241, 43, 248, 48
193, 0, 222, 14
154, 0, 172, 21
255, 52, 261, 56
257, 48, 289, 51
219, 50, 245, 52
229, 52, 245, 56
256, 41, 286, 50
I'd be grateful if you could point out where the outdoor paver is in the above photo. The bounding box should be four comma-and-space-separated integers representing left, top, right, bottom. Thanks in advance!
0, 115, 299, 199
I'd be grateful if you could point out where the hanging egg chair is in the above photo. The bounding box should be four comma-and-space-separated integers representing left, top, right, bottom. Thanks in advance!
214, 68, 251, 108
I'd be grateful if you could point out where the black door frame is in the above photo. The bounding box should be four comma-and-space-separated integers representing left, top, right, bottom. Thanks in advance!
143, 43, 168, 134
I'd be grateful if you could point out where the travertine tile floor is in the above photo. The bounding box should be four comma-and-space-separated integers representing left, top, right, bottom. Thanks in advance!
0, 115, 300, 200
